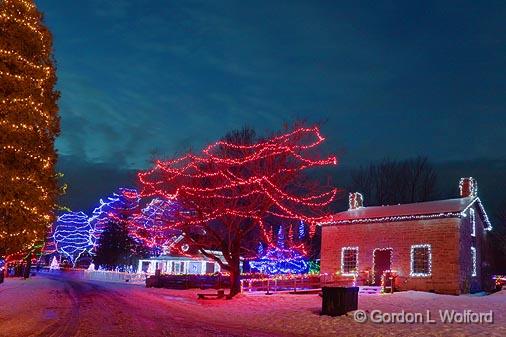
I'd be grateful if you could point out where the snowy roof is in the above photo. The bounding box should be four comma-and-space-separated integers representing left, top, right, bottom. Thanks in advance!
322, 196, 492, 229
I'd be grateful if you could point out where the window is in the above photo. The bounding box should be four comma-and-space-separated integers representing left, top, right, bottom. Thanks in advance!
341, 247, 358, 276
471, 247, 477, 277
470, 208, 476, 237
410, 244, 432, 277
206, 262, 215, 274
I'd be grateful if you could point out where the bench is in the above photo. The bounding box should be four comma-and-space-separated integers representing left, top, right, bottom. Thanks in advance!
197, 289, 225, 299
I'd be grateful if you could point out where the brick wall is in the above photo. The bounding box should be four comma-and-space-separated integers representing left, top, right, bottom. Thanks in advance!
321, 217, 462, 294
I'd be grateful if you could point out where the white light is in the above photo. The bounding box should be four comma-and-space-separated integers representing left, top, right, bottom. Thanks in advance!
341, 246, 359, 276
410, 244, 432, 277
470, 208, 476, 237
321, 197, 492, 231
348, 192, 364, 210
471, 247, 477, 277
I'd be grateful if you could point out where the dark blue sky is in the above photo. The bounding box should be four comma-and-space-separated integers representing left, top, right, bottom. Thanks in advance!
37, 0, 506, 210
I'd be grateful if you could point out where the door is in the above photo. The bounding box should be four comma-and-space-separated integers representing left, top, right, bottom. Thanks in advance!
373, 249, 392, 285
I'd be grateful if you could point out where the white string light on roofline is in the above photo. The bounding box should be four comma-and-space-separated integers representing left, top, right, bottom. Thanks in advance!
461, 197, 492, 231
471, 247, 477, 277
470, 208, 476, 237
320, 197, 493, 231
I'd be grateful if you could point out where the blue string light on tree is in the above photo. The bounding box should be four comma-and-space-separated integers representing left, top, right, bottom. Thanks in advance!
53, 211, 94, 266
89, 188, 140, 241
257, 242, 264, 256
298, 220, 305, 240
129, 198, 182, 252
277, 226, 285, 248
250, 245, 309, 275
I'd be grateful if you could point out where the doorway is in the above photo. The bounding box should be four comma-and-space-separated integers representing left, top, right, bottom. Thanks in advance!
373, 248, 392, 285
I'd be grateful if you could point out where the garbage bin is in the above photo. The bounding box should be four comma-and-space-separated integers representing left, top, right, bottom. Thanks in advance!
321, 286, 359, 316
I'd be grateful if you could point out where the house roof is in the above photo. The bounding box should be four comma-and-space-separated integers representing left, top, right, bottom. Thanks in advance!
322, 196, 492, 229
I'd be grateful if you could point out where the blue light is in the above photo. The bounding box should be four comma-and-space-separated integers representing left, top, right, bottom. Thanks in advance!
53, 211, 94, 266
277, 226, 285, 248
298, 220, 305, 239
89, 188, 140, 241
257, 242, 264, 256
130, 198, 182, 250
250, 246, 309, 275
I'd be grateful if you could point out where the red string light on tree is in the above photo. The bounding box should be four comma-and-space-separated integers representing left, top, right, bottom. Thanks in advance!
137, 125, 339, 296
138, 126, 339, 238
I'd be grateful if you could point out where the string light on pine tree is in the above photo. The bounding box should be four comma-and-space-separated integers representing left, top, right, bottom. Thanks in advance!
277, 226, 285, 248
49, 255, 59, 270
0, 0, 60, 261
298, 220, 305, 239
250, 245, 309, 275
257, 242, 264, 256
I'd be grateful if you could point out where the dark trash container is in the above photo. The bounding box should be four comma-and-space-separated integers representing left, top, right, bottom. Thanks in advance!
321, 286, 359, 316
146, 275, 159, 288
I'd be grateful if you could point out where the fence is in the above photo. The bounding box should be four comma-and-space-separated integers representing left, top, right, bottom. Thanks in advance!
240, 274, 357, 293
146, 273, 230, 289
76, 270, 148, 284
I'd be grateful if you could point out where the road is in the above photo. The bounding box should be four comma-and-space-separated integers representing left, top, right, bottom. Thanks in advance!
10, 274, 284, 337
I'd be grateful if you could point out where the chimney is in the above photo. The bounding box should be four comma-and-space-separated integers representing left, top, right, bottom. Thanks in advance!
459, 177, 478, 198
349, 192, 364, 210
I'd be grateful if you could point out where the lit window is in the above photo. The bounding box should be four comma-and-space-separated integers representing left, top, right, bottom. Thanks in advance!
471, 247, 477, 277
470, 208, 476, 237
410, 244, 432, 277
341, 247, 358, 276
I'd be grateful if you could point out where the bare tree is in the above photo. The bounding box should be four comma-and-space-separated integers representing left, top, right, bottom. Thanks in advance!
351, 157, 437, 206
138, 125, 337, 297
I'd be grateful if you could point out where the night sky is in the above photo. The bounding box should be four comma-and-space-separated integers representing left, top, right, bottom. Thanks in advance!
36, 0, 506, 212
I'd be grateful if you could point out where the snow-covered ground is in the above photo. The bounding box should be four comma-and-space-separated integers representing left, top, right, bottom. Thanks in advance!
1, 274, 505, 337
0, 276, 73, 337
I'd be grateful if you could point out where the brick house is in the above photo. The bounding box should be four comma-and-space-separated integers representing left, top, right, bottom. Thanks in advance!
320, 178, 493, 294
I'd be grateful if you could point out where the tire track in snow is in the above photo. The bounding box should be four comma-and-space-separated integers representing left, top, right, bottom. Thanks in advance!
31, 277, 80, 337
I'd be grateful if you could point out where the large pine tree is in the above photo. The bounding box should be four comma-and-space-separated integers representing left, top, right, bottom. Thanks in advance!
0, 0, 60, 261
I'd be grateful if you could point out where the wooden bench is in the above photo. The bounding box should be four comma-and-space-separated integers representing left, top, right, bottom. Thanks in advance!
197, 289, 225, 299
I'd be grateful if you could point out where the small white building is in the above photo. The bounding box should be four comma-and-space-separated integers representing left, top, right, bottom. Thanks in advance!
137, 251, 224, 275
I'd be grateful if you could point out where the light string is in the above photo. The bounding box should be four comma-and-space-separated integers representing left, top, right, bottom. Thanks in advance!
53, 212, 94, 266
410, 244, 432, 277
138, 126, 338, 245
1, 0, 59, 261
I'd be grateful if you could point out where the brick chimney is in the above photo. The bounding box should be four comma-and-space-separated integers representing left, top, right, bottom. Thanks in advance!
459, 177, 478, 198
349, 192, 364, 210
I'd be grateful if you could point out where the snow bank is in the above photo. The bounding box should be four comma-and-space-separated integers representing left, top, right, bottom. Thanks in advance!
140, 288, 506, 336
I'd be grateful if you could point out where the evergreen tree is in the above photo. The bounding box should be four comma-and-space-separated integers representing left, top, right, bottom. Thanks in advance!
0, 0, 60, 260
94, 221, 149, 271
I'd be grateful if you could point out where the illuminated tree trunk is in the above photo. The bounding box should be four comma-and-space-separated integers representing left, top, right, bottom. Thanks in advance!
0, 0, 60, 261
